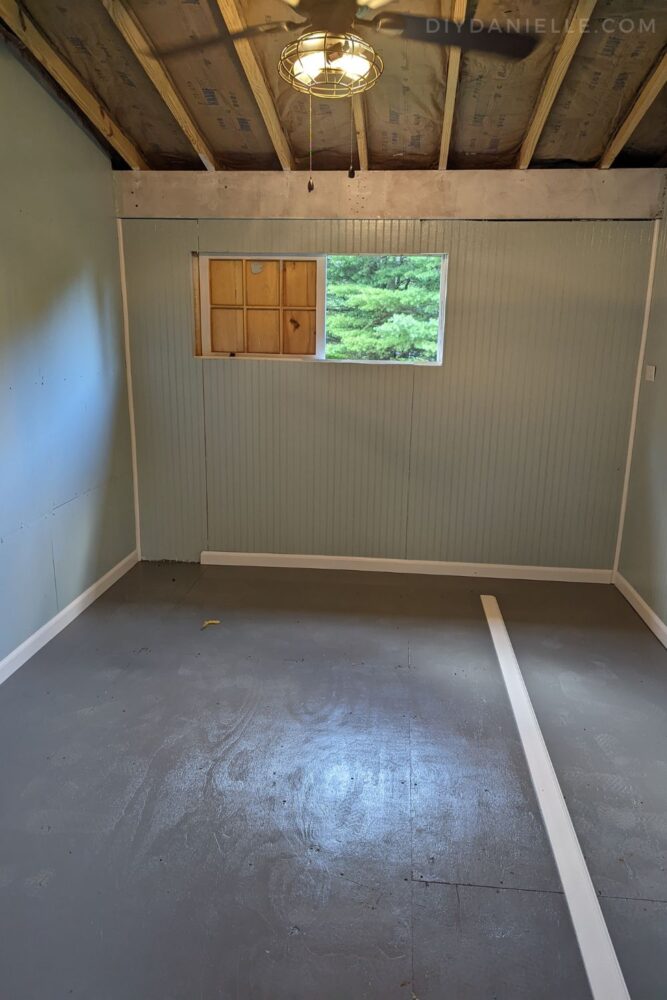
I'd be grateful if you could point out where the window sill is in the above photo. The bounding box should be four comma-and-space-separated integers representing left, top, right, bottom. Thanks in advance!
197, 353, 443, 367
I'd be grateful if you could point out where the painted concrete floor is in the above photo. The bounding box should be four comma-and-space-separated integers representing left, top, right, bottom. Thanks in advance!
0, 564, 665, 999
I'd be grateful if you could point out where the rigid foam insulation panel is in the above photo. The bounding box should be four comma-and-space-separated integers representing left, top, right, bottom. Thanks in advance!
451, 0, 572, 169
129, 0, 279, 169
533, 0, 667, 165
25, 0, 201, 169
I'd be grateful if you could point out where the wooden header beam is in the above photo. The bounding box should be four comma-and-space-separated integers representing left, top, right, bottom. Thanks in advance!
438, 0, 466, 170
215, 0, 295, 170
599, 51, 667, 169
0, 0, 147, 168
517, 0, 597, 170
114, 168, 666, 221
101, 0, 219, 171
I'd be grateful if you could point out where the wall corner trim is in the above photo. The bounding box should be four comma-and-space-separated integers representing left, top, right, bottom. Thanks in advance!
0, 550, 139, 687
200, 551, 612, 583
613, 572, 667, 650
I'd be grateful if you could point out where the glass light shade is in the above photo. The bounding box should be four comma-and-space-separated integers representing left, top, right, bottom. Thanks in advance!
279, 31, 383, 98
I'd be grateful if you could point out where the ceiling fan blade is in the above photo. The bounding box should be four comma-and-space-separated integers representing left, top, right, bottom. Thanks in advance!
364, 13, 538, 60
229, 20, 304, 41
160, 20, 303, 57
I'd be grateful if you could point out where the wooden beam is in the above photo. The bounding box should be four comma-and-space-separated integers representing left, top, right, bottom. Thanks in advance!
352, 95, 369, 171
101, 0, 219, 171
438, 0, 466, 170
517, 0, 597, 170
114, 168, 666, 221
0, 0, 147, 169
599, 51, 667, 169
214, 0, 295, 170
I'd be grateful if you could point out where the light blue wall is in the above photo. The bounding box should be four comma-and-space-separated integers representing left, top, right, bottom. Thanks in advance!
123, 217, 652, 568
0, 46, 135, 661
620, 221, 667, 621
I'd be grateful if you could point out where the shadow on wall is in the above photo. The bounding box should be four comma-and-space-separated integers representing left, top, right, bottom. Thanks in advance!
0, 230, 135, 660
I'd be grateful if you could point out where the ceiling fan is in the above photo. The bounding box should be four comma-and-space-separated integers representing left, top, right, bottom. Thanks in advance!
166, 0, 538, 67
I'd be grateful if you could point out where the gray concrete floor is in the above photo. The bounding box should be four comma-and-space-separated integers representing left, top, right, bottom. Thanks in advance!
0, 564, 665, 999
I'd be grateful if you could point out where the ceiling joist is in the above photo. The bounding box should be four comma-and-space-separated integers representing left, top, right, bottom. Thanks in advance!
438, 0, 466, 170
599, 50, 667, 169
214, 0, 295, 170
352, 95, 369, 171
101, 0, 219, 171
517, 0, 597, 170
0, 0, 147, 169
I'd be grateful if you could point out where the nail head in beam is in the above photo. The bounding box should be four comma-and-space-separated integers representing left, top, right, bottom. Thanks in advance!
0, 0, 148, 169
516, 0, 598, 171
101, 0, 219, 171
599, 51, 667, 170
214, 0, 295, 171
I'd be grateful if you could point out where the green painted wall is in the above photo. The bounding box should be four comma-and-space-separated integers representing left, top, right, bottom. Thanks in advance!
620, 221, 667, 622
123, 217, 652, 568
0, 46, 135, 662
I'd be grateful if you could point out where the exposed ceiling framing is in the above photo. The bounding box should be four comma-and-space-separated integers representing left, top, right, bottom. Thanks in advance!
100, 0, 219, 171
0, 0, 147, 168
1, 0, 665, 173
214, 0, 295, 170
516, 0, 596, 170
600, 50, 667, 169
438, 0, 466, 170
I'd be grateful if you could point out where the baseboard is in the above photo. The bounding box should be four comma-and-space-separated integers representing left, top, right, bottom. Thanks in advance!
201, 551, 612, 584
613, 572, 667, 650
0, 550, 139, 687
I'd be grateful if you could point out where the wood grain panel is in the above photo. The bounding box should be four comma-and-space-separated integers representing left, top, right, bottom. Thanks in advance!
211, 307, 244, 353
283, 260, 317, 307
210, 259, 243, 306
247, 309, 280, 354
283, 309, 316, 355
245, 259, 279, 306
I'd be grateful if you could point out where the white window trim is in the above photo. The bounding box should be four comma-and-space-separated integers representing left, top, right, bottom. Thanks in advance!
197, 253, 447, 366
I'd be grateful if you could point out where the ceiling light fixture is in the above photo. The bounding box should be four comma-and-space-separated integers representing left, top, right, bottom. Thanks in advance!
278, 31, 383, 99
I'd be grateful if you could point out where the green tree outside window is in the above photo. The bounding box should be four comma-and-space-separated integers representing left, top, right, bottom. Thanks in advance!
325, 255, 443, 362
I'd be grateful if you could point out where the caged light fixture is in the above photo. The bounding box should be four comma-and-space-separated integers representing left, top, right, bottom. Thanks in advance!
279, 31, 384, 190
278, 31, 383, 99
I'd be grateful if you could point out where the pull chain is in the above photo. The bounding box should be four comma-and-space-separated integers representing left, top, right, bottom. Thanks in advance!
307, 91, 314, 192
348, 98, 355, 178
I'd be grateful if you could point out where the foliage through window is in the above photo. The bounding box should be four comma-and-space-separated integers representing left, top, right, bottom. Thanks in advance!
325, 255, 444, 363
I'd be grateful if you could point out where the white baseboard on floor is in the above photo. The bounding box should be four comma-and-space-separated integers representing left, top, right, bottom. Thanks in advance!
201, 550, 612, 584
0, 550, 139, 687
613, 572, 667, 650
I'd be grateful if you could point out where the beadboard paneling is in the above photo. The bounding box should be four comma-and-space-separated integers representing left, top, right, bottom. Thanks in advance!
122, 220, 206, 561
125, 218, 652, 566
620, 221, 667, 621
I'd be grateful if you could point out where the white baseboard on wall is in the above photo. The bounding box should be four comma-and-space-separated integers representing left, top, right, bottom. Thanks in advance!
613, 572, 667, 650
200, 550, 612, 584
0, 550, 139, 687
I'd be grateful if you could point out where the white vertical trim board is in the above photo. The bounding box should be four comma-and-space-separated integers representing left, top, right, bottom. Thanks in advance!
0, 550, 138, 688
614, 218, 660, 573
201, 551, 612, 583
117, 218, 142, 558
613, 572, 667, 650
481, 595, 630, 1000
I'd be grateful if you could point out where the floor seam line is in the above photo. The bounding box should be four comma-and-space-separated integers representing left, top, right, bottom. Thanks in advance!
410, 877, 565, 896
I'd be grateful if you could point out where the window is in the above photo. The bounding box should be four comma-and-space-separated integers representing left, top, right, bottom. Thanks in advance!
195, 254, 446, 365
